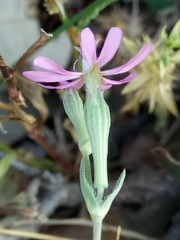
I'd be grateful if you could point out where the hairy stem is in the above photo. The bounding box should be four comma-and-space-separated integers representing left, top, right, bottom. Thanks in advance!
93, 218, 103, 240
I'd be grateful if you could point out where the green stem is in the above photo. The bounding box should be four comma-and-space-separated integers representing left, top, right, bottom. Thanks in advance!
93, 218, 102, 240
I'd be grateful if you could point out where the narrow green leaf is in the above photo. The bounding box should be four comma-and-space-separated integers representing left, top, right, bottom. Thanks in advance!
0, 152, 16, 179
169, 20, 180, 41
168, 20, 180, 48
53, 0, 118, 37
22, 158, 61, 172
79, 160, 97, 211
76, 0, 118, 29
102, 170, 125, 218
0, 142, 12, 154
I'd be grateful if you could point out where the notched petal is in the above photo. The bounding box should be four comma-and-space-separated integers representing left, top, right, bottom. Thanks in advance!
80, 28, 97, 67
102, 73, 137, 86
23, 71, 82, 82
98, 27, 122, 68
34, 56, 83, 76
102, 44, 152, 76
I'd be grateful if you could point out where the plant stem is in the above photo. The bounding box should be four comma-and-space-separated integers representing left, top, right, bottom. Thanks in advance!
93, 218, 103, 240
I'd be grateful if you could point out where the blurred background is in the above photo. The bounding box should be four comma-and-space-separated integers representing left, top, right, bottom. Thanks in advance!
1, 0, 180, 239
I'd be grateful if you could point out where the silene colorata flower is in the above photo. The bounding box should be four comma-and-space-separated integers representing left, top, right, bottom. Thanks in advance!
23, 27, 152, 90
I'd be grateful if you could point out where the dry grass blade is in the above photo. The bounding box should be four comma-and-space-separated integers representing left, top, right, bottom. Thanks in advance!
152, 147, 180, 166
13, 218, 161, 240
116, 226, 121, 240
0, 228, 74, 240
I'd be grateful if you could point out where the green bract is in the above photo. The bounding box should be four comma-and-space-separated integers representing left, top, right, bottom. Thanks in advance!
80, 160, 125, 220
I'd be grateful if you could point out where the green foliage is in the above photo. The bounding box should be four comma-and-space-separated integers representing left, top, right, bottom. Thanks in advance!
0, 142, 61, 173
0, 142, 12, 154
76, 0, 118, 29
168, 20, 180, 47
53, 0, 118, 37
0, 152, 15, 179
146, 0, 175, 15
22, 157, 61, 172
162, 20, 180, 48
0, 174, 18, 206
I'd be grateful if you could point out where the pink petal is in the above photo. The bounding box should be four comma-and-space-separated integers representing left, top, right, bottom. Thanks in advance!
23, 71, 82, 82
102, 73, 137, 85
98, 27, 122, 68
72, 79, 84, 89
102, 44, 152, 76
34, 56, 83, 76
80, 28, 97, 67
38, 78, 83, 89
100, 83, 112, 91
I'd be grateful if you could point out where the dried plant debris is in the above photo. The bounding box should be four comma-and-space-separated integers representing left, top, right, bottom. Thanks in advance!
44, 0, 67, 15
15, 72, 48, 122
0, 29, 52, 126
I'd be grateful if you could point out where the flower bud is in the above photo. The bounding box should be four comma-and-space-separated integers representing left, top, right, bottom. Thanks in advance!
63, 89, 91, 155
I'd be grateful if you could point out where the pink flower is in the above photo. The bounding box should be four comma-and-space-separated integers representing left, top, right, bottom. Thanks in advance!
23, 27, 152, 90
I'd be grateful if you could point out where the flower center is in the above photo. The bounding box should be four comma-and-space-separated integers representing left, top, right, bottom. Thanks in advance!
84, 64, 102, 93
82, 57, 90, 72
